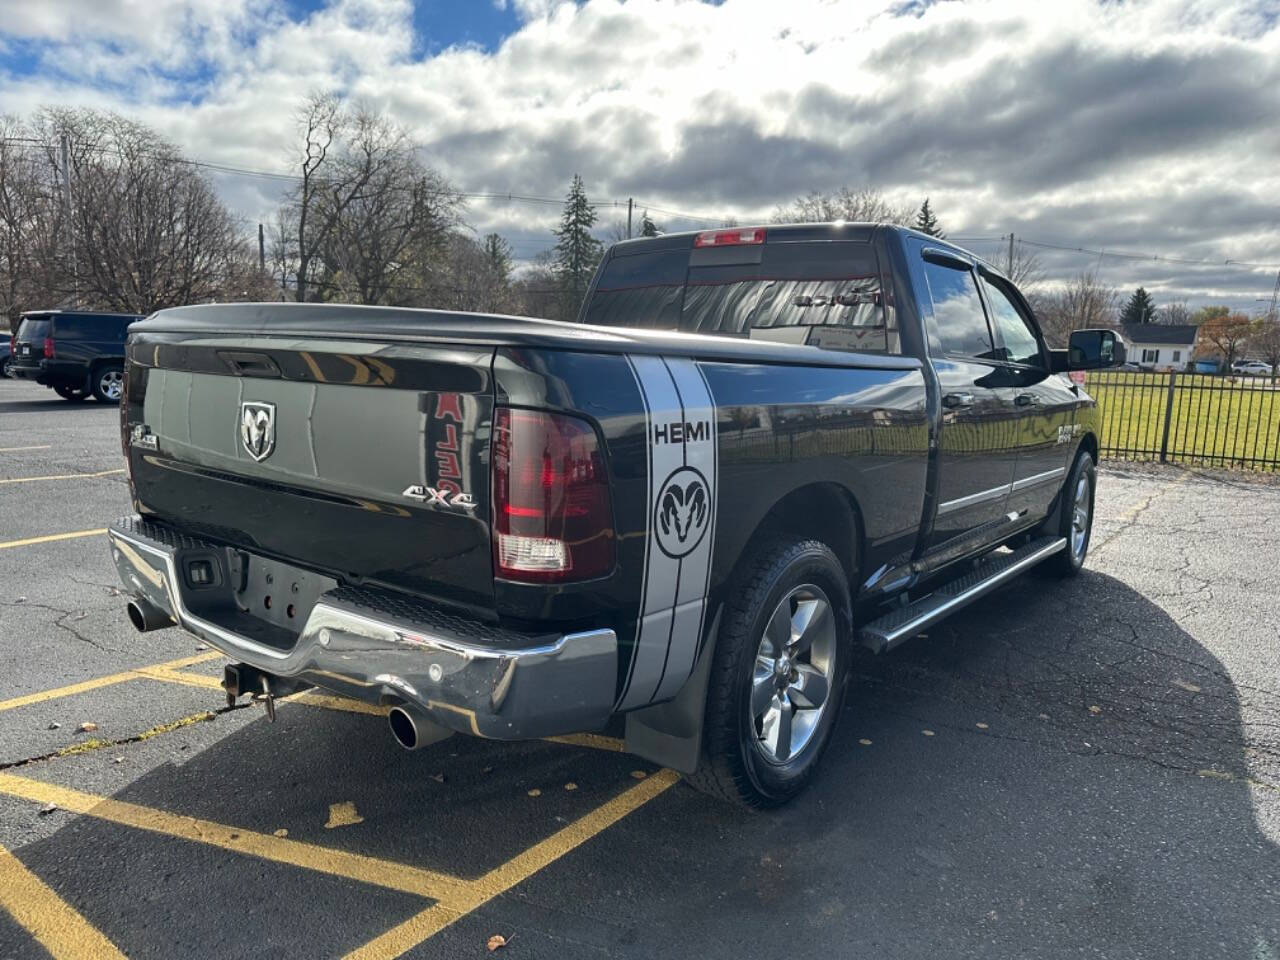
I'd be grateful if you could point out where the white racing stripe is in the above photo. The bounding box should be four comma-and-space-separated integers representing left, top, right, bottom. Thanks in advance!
619, 355, 719, 709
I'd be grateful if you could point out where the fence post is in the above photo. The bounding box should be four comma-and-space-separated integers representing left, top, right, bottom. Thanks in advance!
1159, 372, 1177, 463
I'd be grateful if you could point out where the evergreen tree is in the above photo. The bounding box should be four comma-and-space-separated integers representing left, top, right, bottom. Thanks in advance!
1119, 286, 1157, 324
639, 210, 660, 237
552, 174, 603, 321
913, 197, 944, 237
482, 233, 512, 285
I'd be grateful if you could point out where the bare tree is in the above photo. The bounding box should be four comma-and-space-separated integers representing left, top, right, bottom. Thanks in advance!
1155, 300, 1192, 325
19, 108, 253, 313
1200, 312, 1253, 371
1029, 270, 1119, 347
0, 116, 50, 330
772, 186, 912, 226
279, 95, 464, 305
1250, 316, 1280, 382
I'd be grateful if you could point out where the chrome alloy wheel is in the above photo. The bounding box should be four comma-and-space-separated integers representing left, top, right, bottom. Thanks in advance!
750, 584, 837, 765
99, 368, 124, 401
1070, 472, 1091, 559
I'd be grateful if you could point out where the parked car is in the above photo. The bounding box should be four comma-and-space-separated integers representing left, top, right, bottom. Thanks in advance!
105, 223, 1125, 807
0, 338, 11, 378
8, 309, 144, 402
1231, 360, 1274, 377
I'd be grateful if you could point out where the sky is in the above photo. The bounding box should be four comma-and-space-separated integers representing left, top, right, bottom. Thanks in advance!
0, 0, 1278, 311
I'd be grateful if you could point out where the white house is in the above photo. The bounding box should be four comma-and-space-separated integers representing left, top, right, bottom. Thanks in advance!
1117, 323, 1198, 372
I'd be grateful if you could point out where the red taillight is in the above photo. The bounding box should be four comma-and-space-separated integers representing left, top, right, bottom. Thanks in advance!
693, 227, 765, 248
43, 336, 55, 359
491, 407, 614, 582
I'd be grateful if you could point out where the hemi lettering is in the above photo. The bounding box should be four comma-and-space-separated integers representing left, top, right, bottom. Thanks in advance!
653, 420, 710, 445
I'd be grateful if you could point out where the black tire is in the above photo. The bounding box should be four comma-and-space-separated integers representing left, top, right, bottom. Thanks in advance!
53, 385, 88, 401
1, 357, 10, 378
687, 538, 852, 808
1037, 450, 1096, 578
90, 362, 124, 403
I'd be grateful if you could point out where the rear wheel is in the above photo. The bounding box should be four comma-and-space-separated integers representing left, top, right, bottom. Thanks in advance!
1038, 450, 1095, 578
1, 357, 10, 378
53, 385, 88, 402
91, 363, 124, 403
687, 538, 852, 808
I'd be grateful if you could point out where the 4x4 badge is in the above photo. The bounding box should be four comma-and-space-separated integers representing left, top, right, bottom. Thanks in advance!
240, 401, 276, 462
402, 485, 477, 511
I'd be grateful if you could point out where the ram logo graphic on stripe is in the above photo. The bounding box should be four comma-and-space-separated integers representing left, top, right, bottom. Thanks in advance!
620, 355, 719, 709
656, 467, 710, 558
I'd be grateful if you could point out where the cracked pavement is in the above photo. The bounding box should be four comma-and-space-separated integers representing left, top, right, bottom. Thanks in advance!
1, 379, 1278, 959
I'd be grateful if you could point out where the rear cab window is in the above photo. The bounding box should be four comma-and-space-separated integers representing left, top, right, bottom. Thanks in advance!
584, 237, 900, 355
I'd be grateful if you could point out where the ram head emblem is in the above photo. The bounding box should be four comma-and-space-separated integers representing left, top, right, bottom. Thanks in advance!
659, 477, 708, 544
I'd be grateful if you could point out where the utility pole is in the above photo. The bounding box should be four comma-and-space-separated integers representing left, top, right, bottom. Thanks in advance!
627, 198, 633, 239
1007, 233, 1015, 276
58, 133, 78, 307
258, 223, 266, 272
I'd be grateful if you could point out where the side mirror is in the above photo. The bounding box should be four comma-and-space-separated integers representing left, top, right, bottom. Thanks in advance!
1051, 329, 1126, 371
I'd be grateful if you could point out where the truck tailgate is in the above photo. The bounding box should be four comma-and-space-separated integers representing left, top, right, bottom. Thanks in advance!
124, 333, 495, 611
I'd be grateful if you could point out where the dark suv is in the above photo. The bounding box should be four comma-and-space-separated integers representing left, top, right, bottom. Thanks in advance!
9, 310, 144, 402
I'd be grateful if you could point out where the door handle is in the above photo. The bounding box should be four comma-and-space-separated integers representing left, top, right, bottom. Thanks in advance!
942, 392, 975, 409
1015, 393, 1040, 406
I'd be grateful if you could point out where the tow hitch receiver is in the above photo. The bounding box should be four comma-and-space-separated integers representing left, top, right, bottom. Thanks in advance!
222, 664, 311, 722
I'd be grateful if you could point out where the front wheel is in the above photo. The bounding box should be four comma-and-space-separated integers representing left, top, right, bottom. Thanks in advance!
687, 538, 852, 808
1038, 450, 1095, 578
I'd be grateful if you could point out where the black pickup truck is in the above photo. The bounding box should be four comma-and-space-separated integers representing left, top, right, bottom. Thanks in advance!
107, 223, 1124, 807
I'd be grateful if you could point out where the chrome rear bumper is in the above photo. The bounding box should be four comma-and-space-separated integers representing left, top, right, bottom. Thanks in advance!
107, 515, 617, 739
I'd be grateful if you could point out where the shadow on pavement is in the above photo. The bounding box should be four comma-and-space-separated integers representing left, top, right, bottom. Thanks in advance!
9, 570, 1280, 959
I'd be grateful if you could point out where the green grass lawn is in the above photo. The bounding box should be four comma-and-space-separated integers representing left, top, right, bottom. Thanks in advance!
1086, 371, 1280, 470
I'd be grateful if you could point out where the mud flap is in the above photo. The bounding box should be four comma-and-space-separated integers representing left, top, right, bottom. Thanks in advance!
623, 605, 721, 774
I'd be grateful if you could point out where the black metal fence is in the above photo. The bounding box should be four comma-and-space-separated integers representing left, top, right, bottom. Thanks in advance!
1089, 371, 1280, 471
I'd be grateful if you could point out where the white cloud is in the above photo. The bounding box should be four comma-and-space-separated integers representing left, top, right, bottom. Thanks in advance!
1, 0, 1278, 307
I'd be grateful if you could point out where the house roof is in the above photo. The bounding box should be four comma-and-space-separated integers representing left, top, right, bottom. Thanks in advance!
1117, 323, 1198, 346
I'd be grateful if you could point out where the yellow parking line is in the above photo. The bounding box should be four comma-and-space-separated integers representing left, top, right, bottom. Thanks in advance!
344, 769, 679, 960
0, 844, 128, 960
0, 652, 221, 713
0, 469, 126, 485
545, 733, 626, 752
0, 444, 53, 452
0, 772, 467, 901
137, 667, 388, 716
0, 528, 107, 550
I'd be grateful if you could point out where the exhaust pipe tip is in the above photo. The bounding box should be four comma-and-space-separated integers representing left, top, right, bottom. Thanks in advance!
388, 704, 452, 751
127, 597, 171, 632
388, 706, 421, 750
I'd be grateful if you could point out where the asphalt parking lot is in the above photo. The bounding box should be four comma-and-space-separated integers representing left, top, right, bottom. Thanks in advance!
0, 374, 1278, 959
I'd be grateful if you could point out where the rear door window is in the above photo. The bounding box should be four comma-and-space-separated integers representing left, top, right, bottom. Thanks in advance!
921, 259, 997, 360
584, 241, 894, 353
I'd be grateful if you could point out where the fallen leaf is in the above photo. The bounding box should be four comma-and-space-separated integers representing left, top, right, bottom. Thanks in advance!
486, 934, 508, 952
629, 770, 648, 779
527, 788, 541, 797
273, 828, 289, 838
112, 756, 124, 764
14, 597, 25, 604
1174, 680, 1201, 694
195, 644, 208, 652
47, 722, 60, 731
564, 782, 578, 791
431, 773, 446, 783
38, 803, 57, 816
77, 722, 98, 734
975, 722, 989, 730
324, 801, 364, 829
1088, 705, 1102, 715
858, 738, 872, 746
922, 729, 935, 737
